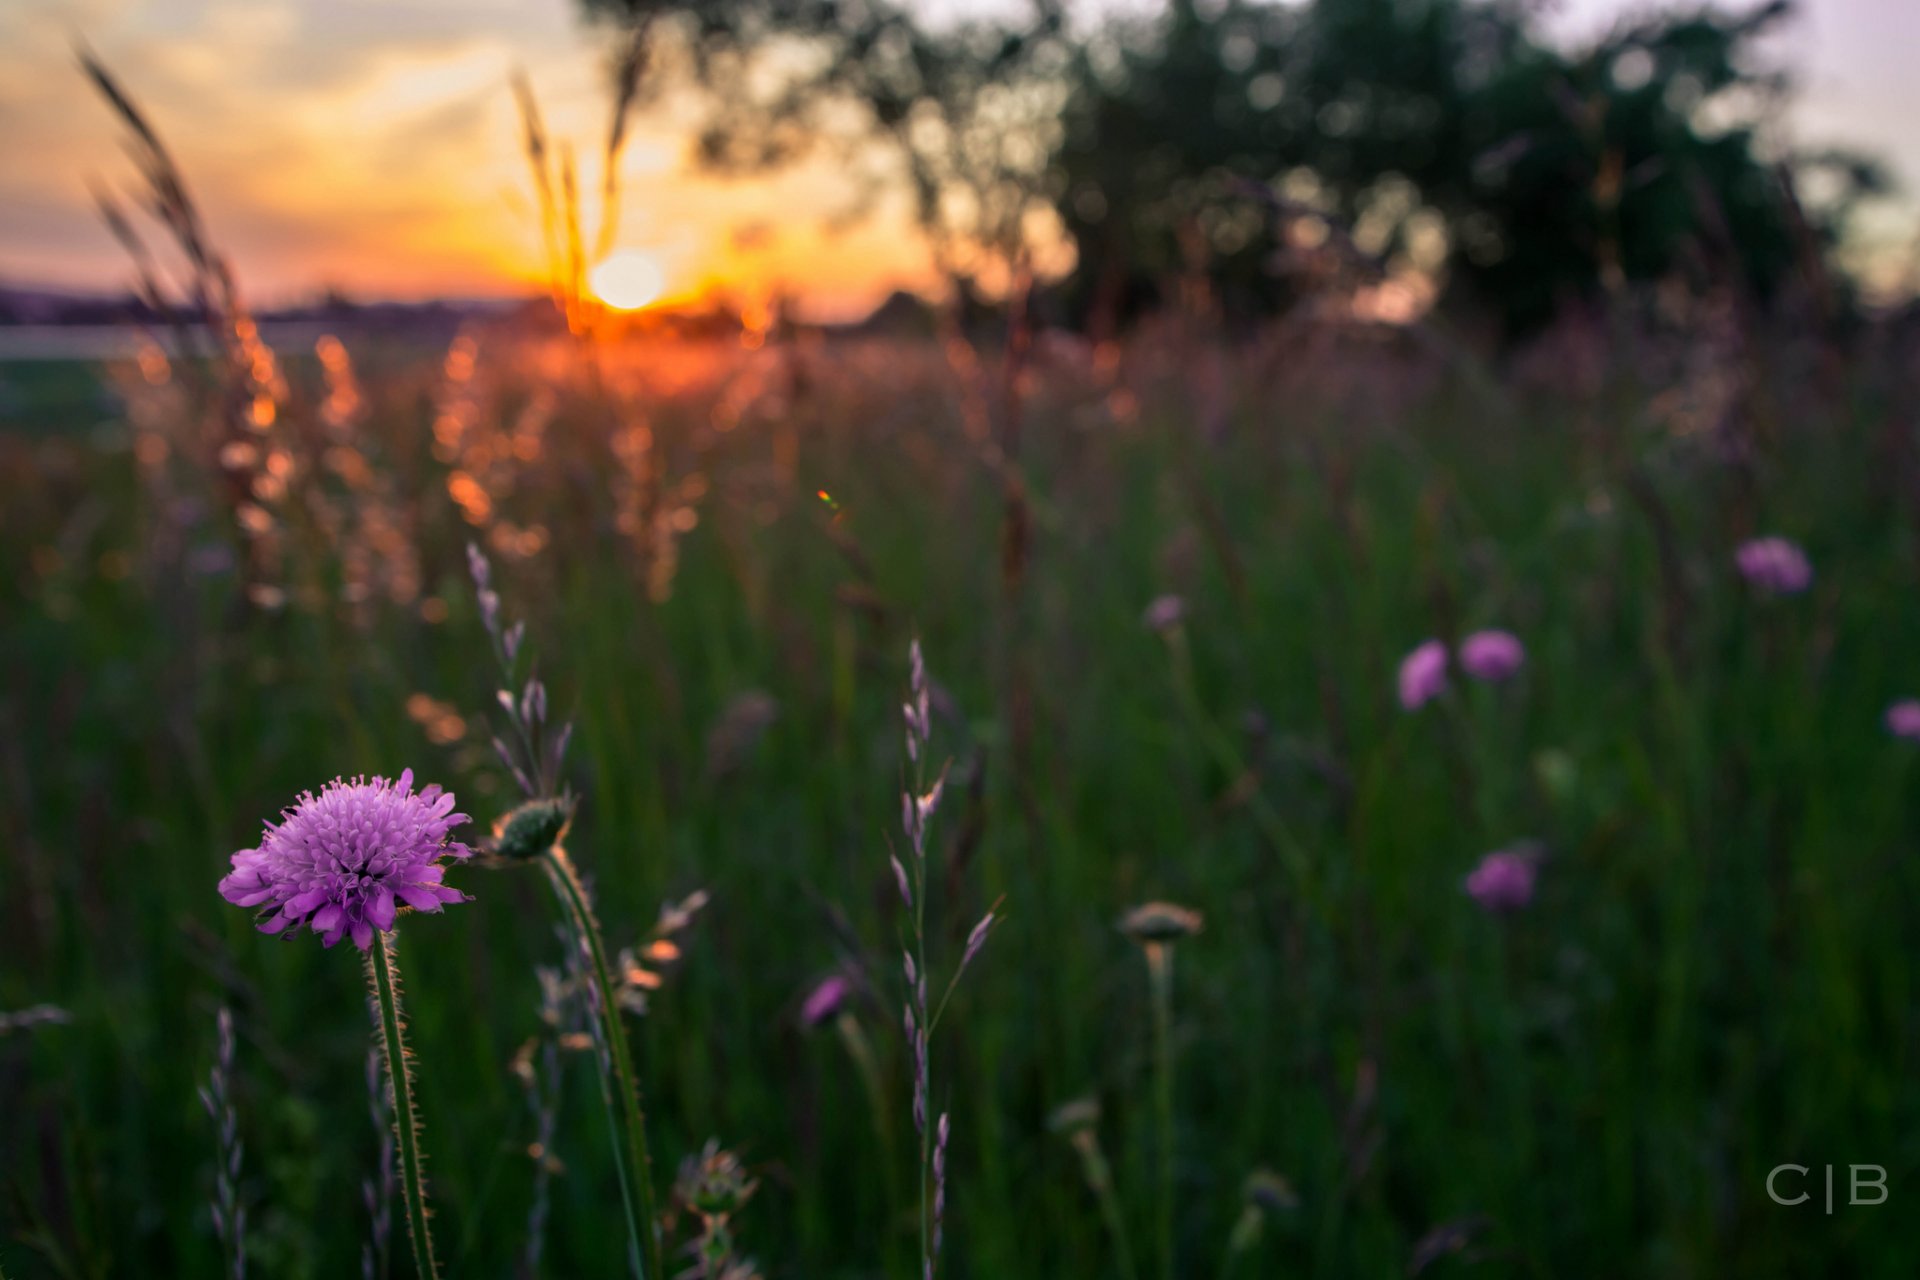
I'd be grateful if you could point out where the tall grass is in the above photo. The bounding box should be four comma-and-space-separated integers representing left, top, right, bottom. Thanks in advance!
7, 313, 1919, 1275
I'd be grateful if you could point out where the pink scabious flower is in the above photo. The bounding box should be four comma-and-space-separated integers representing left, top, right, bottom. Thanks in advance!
1398, 639, 1449, 710
1886, 699, 1920, 741
1735, 537, 1812, 596
1464, 847, 1538, 913
1458, 630, 1525, 682
219, 769, 471, 950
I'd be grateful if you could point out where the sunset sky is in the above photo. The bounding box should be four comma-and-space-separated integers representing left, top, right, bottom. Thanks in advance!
2, 0, 1914, 319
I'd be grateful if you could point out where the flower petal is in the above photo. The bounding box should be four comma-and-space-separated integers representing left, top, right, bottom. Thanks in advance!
367, 885, 397, 930
286, 886, 332, 917
396, 884, 445, 912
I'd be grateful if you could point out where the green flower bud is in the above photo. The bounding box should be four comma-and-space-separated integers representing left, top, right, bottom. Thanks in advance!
490, 797, 574, 861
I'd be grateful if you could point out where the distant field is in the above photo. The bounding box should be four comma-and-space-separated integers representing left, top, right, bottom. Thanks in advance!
5, 323, 1918, 1278
0, 357, 119, 434
0, 322, 472, 432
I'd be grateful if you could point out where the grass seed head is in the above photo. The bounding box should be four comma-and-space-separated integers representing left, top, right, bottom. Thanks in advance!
1047, 1097, 1101, 1136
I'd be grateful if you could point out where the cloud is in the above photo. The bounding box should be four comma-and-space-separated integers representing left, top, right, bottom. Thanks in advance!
3, 0, 932, 307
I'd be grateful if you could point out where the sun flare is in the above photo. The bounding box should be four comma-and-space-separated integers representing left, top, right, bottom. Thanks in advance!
589, 249, 665, 311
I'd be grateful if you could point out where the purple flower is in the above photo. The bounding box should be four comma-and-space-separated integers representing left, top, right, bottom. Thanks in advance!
1398, 639, 1449, 710
1458, 630, 1525, 683
801, 974, 850, 1027
1142, 594, 1187, 633
219, 769, 471, 950
1464, 847, 1538, 913
1886, 699, 1920, 741
1735, 537, 1812, 596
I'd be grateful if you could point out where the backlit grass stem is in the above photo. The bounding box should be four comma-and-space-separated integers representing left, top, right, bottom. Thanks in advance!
468, 542, 660, 1279
542, 843, 662, 1280
897, 638, 996, 1280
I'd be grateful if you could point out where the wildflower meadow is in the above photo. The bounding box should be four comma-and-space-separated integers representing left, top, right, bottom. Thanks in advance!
6, 3, 1920, 1277
10, 295, 1920, 1275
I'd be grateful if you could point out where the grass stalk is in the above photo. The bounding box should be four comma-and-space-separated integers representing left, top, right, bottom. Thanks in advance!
540, 844, 661, 1280
917, 895, 932, 1280
1148, 942, 1175, 1280
1071, 1131, 1138, 1280
1162, 626, 1317, 904
198, 1006, 245, 1280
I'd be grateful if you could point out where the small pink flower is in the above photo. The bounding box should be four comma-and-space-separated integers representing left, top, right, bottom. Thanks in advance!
801, 974, 850, 1027
1458, 630, 1524, 683
1886, 699, 1920, 741
1398, 640, 1448, 710
1142, 594, 1187, 633
1464, 846, 1538, 913
1735, 537, 1812, 595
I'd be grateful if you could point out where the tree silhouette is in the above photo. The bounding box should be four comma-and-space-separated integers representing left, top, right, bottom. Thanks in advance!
576, 0, 1889, 334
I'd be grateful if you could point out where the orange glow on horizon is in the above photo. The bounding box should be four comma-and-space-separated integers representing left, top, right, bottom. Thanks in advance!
589, 250, 666, 311
2, 7, 954, 318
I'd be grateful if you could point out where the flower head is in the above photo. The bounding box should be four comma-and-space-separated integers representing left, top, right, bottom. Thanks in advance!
1398, 639, 1449, 710
677, 1139, 758, 1221
1142, 594, 1187, 634
1047, 1097, 1102, 1136
1119, 901, 1204, 944
1458, 630, 1524, 683
1243, 1168, 1299, 1213
801, 974, 851, 1027
1735, 537, 1812, 596
1886, 699, 1920, 741
219, 769, 471, 950
1464, 846, 1539, 913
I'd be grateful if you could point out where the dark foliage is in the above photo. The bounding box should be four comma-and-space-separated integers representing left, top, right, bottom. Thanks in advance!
577, 0, 1889, 335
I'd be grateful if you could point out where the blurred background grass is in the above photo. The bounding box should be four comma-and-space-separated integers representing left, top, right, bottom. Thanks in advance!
5, 320, 1920, 1277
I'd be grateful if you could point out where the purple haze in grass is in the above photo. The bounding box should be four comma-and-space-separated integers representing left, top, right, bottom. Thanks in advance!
1458, 630, 1525, 683
1398, 639, 1449, 710
1886, 699, 1920, 741
1735, 537, 1812, 596
219, 769, 471, 950
1464, 847, 1538, 913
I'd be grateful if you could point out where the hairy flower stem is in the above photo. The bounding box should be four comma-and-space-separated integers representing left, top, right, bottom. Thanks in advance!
1148, 942, 1176, 1280
365, 934, 437, 1280
362, 1046, 395, 1280
540, 845, 661, 1280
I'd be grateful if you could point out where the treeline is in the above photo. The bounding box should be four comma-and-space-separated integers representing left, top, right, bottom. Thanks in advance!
578, 0, 1889, 336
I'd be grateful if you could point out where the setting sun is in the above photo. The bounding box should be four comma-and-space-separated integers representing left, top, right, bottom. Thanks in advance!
589, 249, 666, 311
